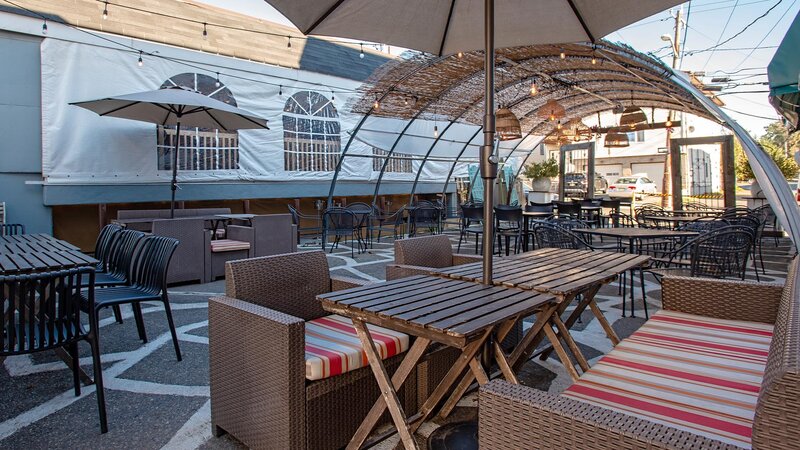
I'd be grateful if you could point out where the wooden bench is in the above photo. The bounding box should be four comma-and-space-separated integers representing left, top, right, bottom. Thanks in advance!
479, 258, 799, 450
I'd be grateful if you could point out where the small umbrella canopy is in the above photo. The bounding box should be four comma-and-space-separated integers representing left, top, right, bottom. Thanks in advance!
768, 11, 800, 129
71, 86, 269, 217
265, 0, 682, 56
71, 86, 268, 131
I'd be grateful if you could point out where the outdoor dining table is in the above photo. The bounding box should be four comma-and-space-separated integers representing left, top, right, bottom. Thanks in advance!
1, 233, 98, 384
318, 275, 556, 450
429, 248, 650, 381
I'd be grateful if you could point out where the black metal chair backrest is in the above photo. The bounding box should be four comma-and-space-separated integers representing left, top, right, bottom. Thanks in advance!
555, 201, 581, 219
495, 206, 522, 229
345, 202, 372, 226
690, 226, 753, 279
533, 222, 591, 249
461, 204, 484, 228
323, 208, 358, 235
108, 229, 146, 281
721, 207, 753, 219
609, 212, 636, 228
526, 202, 554, 213
600, 199, 621, 212
0, 223, 25, 236
94, 224, 123, 271
546, 216, 591, 230
1, 267, 94, 355
412, 206, 440, 225
128, 235, 179, 296
678, 217, 730, 233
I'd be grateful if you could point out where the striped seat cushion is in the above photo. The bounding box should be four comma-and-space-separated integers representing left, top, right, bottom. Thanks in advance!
562, 309, 773, 449
209, 239, 250, 253
305, 315, 410, 381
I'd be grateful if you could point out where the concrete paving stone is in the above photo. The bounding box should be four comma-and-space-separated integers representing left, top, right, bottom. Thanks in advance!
118, 341, 208, 387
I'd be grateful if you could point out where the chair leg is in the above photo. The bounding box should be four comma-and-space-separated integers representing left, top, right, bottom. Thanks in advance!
457, 231, 464, 253
131, 303, 148, 343
68, 342, 80, 396
88, 313, 109, 433
161, 295, 182, 361
112, 305, 124, 324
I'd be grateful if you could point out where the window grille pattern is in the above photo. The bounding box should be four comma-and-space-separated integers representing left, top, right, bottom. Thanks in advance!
157, 73, 240, 171
372, 148, 413, 173
283, 91, 341, 171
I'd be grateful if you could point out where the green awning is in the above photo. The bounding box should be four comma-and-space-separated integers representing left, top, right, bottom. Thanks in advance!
768, 11, 800, 128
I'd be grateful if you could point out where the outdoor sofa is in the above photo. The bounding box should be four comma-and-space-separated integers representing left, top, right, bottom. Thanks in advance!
116, 207, 231, 232
225, 213, 297, 257
479, 257, 800, 450
208, 251, 457, 449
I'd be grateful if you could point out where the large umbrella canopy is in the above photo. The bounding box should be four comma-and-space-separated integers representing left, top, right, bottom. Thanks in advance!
264, 0, 681, 285
71, 86, 268, 217
265, 0, 683, 56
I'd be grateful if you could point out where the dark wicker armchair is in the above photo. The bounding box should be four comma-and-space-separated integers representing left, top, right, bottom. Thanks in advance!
208, 251, 412, 450
385, 234, 482, 281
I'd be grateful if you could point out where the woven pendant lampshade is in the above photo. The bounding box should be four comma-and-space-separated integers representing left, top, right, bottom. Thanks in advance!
619, 106, 648, 128
604, 128, 630, 147
496, 107, 522, 141
537, 99, 565, 122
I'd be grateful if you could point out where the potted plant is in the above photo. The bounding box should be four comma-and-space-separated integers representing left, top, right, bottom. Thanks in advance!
523, 157, 559, 191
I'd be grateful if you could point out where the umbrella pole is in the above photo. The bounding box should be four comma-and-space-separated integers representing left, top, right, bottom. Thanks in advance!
171, 119, 181, 219
481, 0, 497, 284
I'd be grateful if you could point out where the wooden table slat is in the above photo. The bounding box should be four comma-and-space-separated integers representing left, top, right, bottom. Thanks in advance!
339, 277, 456, 308
425, 290, 544, 331
375, 283, 493, 317
448, 295, 551, 334
0, 234, 95, 275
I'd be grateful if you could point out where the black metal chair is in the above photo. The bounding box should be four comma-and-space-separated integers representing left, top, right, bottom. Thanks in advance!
371, 204, 406, 242
458, 203, 484, 254
609, 212, 636, 228
82, 235, 182, 361
409, 205, 441, 237
722, 214, 764, 280
322, 208, 362, 258
599, 199, 621, 227
0, 223, 25, 236
287, 204, 323, 245
677, 216, 730, 233
494, 205, 523, 256
346, 202, 373, 247
525, 202, 554, 214
532, 222, 593, 250
555, 201, 581, 220
2, 268, 107, 433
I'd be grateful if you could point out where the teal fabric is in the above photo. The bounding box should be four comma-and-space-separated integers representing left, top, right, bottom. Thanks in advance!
768, 11, 800, 96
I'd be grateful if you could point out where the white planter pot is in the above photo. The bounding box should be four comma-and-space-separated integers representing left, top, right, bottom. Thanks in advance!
531, 177, 552, 192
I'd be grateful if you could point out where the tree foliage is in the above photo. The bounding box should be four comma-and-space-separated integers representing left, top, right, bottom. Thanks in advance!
735, 137, 799, 181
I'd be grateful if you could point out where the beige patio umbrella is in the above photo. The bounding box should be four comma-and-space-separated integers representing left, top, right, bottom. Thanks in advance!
72, 86, 269, 218
263, 0, 682, 283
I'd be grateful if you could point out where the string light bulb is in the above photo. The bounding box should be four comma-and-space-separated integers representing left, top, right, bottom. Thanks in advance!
404, 97, 409, 106
591, 53, 597, 65
137, 51, 143, 67
559, 49, 565, 59
202, 23, 208, 40
331, 91, 335, 104
549, 111, 556, 122
287, 36, 292, 48
556, 121, 562, 130
457, 51, 463, 58
665, 118, 672, 127
373, 95, 380, 110
102, 1, 108, 20
215, 72, 220, 88
529, 78, 537, 96
279, 85, 283, 96
42, 19, 47, 35
360, 43, 365, 59
433, 125, 439, 138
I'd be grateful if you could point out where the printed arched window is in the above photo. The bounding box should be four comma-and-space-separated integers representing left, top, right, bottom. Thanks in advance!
157, 73, 240, 171
283, 91, 341, 171
372, 148, 413, 173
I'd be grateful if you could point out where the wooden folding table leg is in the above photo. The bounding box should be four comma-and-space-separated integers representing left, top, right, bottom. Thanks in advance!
508, 303, 558, 371
348, 336, 431, 450
408, 329, 491, 435
493, 340, 519, 384
542, 320, 581, 381
350, 319, 419, 450
588, 297, 621, 345
550, 313, 590, 373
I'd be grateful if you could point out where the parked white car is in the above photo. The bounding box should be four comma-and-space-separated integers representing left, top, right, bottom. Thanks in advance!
607, 176, 658, 200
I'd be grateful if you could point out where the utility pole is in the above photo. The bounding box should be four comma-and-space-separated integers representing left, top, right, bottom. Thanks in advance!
662, 6, 682, 208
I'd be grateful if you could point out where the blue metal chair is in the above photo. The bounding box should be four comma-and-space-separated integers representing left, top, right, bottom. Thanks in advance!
2, 268, 107, 433
81, 235, 182, 361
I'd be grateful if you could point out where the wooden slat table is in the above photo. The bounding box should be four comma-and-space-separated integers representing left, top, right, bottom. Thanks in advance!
430, 248, 651, 380
319, 275, 557, 450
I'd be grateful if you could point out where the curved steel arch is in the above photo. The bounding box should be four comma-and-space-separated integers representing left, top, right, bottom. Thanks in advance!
326, 54, 451, 205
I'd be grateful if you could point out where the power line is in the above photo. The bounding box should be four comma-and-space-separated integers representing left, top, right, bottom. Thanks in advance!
685, 45, 777, 55
701, 0, 739, 71
679, 1, 692, 69
732, 0, 799, 69
722, 106, 778, 119
693, 0, 783, 55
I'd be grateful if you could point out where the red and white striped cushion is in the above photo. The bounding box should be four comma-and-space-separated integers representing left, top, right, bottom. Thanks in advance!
305, 315, 410, 381
562, 309, 773, 448
209, 239, 250, 253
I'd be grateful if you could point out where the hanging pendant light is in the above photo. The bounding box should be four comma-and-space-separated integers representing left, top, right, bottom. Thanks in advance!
619, 106, 648, 129
496, 106, 522, 141
604, 128, 630, 148
537, 99, 565, 122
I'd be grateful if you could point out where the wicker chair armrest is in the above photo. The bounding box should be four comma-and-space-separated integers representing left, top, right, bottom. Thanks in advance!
385, 263, 435, 281
479, 381, 737, 450
225, 225, 254, 243
452, 254, 483, 266
330, 275, 370, 291
208, 295, 306, 449
662, 276, 783, 324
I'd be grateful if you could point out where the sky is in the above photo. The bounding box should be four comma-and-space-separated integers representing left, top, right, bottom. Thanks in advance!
197, 0, 800, 137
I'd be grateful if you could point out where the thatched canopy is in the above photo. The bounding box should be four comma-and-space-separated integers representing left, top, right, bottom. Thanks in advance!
348, 41, 712, 138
